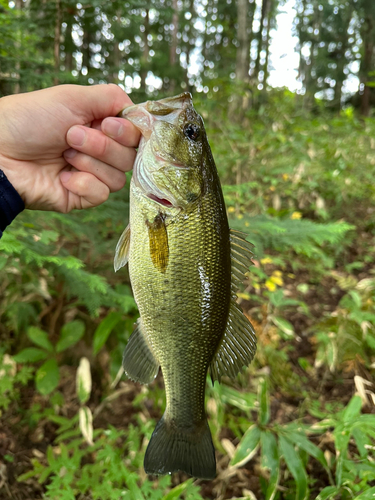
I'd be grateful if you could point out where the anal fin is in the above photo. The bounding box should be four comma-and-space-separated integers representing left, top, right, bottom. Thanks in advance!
114, 224, 130, 272
123, 319, 160, 384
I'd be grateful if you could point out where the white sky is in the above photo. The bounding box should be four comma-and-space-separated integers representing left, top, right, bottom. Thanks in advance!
268, 0, 302, 91
268, 0, 360, 94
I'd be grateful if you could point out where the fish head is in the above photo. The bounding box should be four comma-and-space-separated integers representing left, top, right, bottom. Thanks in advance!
120, 93, 207, 211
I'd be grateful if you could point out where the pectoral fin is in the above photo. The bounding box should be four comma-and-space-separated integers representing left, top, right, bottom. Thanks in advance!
123, 319, 160, 384
209, 229, 256, 382
147, 213, 169, 273
114, 224, 131, 272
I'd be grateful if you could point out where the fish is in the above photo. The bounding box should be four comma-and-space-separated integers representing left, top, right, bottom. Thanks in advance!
114, 93, 256, 480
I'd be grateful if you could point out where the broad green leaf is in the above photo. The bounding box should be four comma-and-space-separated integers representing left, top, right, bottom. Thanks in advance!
342, 395, 362, 423
13, 348, 48, 363
355, 487, 375, 500
27, 326, 53, 352
56, 320, 85, 353
261, 431, 279, 500
231, 425, 261, 467
162, 479, 194, 500
259, 377, 270, 425
315, 486, 340, 500
352, 427, 369, 458
93, 312, 122, 355
272, 316, 294, 336
284, 429, 328, 470
36, 359, 59, 395
333, 423, 350, 486
279, 435, 308, 500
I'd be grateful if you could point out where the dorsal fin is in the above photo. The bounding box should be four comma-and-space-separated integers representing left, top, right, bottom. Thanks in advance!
229, 229, 254, 297
209, 229, 256, 382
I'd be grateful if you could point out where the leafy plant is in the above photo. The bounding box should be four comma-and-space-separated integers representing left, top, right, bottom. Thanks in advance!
13, 322, 85, 395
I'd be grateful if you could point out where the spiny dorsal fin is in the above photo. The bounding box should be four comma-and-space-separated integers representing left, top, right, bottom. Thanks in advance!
114, 224, 131, 272
123, 318, 160, 384
209, 229, 256, 382
209, 301, 257, 383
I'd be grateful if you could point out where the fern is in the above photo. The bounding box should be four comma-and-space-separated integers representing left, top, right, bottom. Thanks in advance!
230, 214, 354, 264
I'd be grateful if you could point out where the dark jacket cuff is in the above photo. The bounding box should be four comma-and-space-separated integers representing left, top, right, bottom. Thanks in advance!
0, 169, 25, 237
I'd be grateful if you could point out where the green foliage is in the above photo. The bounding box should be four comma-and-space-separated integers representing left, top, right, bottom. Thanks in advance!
1, 88, 375, 498
231, 381, 375, 500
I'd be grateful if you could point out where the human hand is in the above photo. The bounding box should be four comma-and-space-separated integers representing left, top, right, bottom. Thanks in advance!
0, 84, 140, 212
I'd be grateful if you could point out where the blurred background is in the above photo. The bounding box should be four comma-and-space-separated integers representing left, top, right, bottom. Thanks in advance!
1, 0, 375, 499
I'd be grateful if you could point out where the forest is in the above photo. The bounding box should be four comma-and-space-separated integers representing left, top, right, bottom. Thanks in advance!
1, 0, 375, 499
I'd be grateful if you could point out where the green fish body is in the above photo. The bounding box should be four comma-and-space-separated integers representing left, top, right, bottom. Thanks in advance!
115, 93, 256, 479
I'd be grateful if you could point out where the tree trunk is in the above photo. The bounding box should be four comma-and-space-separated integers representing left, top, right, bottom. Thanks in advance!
235, 0, 249, 82
13, 0, 23, 94
254, 0, 268, 82
262, 0, 274, 88
140, 9, 150, 92
54, 0, 61, 86
169, 0, 179, 93
360, 16, 375, 116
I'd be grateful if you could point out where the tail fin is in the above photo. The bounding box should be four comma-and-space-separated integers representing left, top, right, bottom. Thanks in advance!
144, 415, 216, 480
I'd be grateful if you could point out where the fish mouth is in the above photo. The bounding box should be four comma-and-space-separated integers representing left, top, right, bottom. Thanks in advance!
119, 93, 193, 135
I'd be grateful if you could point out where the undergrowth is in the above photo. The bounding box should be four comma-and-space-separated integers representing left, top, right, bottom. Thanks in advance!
1, 90, 375, 499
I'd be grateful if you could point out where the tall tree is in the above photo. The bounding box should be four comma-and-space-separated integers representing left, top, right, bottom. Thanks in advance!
357, 0, 375, 116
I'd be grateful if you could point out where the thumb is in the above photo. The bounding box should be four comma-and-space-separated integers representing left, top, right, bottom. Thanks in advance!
60, 83, 134, 123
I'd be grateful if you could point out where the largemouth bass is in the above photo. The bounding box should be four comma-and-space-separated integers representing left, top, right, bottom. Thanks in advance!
115, 93, 256, 480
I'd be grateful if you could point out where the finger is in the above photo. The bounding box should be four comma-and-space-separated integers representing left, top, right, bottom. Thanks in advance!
63, 150, 127, 193
101, 117, 141, 148
66, 126, 136, 172
60, 170, 110, 209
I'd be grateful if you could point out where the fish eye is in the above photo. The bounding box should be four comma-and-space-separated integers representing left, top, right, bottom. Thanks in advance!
183, 123, 200, 141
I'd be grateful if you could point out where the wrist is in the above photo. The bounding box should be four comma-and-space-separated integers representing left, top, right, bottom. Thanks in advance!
0, 156, 27, 206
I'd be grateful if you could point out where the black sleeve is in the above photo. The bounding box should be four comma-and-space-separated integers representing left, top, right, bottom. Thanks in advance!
0, 169, 25, 239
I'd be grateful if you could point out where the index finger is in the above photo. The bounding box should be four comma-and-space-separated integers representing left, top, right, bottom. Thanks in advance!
101, 117, 141, 148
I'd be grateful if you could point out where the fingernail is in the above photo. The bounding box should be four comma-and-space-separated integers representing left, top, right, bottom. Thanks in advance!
102, 118, 123, 138
67, 126, 86, 146
64, 148, 77, 159
61, 171, 73, 183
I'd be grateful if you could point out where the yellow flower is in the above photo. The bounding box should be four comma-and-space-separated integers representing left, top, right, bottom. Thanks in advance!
270, 186, 275, 192
265, 279, 276, 291
291, 211, 302, 220
282, 173, 289, 181
271, 275, 283, 286
228, 206, 235, 213
260, 257, 273, 265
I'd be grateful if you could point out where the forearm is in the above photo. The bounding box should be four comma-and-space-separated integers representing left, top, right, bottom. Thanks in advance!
0, 169, 25, 238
